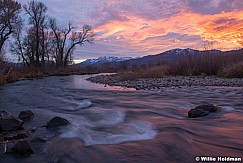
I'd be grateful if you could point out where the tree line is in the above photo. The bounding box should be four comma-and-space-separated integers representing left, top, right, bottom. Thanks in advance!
0, 0, 95, 68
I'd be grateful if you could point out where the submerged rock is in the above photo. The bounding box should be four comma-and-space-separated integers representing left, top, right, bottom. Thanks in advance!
30, 138, 47, 153
0, 110, 23, 132
13, 133, 29, 140
46, 117, 70, 129
10, 141, 34, 157
188, 108, 209, 118
194, 104, 218, 112
18, 110, 34, 121
188, 104, 218, 118
2, 130, 32, 141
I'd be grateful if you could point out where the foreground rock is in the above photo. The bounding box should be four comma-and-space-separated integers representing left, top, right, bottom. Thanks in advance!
188, 104, 218, 118
10, 141, 34, 157
3, 130, 31, 141
46, 117, 70, 128
0, 111, 68, 157
0, 110, 23, 132
18, 110, 34, 121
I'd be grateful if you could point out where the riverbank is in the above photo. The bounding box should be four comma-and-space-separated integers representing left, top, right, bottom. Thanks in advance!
87, 74, 243, 90
0, 67, 98, 86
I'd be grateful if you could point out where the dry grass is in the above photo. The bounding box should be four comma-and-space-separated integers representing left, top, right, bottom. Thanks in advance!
0, 64, 94, 86
167, 54, 224, 76
0, 75, 5, 85
0, 59, 7, 85
118, 66, 168, 81
219, 62, 243, 78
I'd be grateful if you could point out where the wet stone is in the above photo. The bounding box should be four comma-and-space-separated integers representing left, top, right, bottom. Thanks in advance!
10, 141, 34, 157
46, 117, 70, 129
18, 110, 34, 121
0, 110, 23, 132
188, 104, 218, 118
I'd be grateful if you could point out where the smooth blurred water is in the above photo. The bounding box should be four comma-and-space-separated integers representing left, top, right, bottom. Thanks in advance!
0, 75, 242, 162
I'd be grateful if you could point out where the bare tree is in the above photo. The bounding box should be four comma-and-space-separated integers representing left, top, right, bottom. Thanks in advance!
40, 24, 49, 65
24, 0, 47, 67
49, 18, 95, 67
10, 1, 95, 69
65, 24, 94, 66
10, 17, 30, 66
11, 26, 40, 67
0, 44, 5, 65
0, 0, 21, 53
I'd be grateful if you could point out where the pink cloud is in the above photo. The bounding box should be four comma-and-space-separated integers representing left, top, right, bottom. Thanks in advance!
17, 0, 243, 61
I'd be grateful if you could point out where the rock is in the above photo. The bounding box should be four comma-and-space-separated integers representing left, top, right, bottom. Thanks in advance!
194, 104, 218, 112
18, 110, 34, 121
31, 137, 47, 143
0, 110, 23, 132
46, 117, 70, 129
188, 104, 218, 118
13, 133, 29, 140
10, 141, 34, 157
4, 136, 14, 141
3, 130, 31, 141
188, 108, 209, 118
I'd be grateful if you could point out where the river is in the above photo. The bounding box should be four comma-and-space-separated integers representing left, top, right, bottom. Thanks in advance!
0, 74, 243, 162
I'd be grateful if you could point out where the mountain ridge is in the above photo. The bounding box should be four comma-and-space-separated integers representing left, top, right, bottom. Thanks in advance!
77, 48, 243, 68
78, 56, 134, 66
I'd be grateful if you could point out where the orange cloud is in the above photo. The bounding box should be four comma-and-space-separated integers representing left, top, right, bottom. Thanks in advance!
13, 0, 243, 62
93, 8, 243, 56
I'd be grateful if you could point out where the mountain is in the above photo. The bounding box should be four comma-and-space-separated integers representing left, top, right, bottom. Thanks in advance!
77, 48, 243, 68
117, 48, 242, 68
78, 56, 133, 66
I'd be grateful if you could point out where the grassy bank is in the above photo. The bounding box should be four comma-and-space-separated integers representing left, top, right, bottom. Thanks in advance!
0, 64, 99, 86
117, 63, 243, 82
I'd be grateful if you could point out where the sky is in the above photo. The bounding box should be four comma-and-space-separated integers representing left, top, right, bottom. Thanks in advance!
16, 0, 243, 62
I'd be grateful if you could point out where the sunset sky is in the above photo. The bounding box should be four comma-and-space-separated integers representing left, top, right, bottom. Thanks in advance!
18, 0, 243, 62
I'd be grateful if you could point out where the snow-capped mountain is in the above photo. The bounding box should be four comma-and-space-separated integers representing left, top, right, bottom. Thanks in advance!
78, 56, 133, 66
77, 48, 242, 68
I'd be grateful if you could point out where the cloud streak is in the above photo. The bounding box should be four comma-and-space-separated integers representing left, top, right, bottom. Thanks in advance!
18, 0, 243, 61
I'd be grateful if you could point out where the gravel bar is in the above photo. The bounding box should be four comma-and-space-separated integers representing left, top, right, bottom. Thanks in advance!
87, 74, 243, 90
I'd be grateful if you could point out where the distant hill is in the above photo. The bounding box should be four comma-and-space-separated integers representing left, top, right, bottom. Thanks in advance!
77, 48, 243, 69
123, 48, 200, 67
116, 48, 243, 68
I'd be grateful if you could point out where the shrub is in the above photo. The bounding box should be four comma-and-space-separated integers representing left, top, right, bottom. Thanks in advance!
166, 54, 224, 76
219, 62, 243, 78
118, 66, 168, 81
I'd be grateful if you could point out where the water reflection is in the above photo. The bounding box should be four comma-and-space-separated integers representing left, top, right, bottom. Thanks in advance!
0, 74, 242, 162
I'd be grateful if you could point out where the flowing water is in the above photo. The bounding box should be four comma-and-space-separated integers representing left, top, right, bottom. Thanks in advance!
0, 75, 243, 162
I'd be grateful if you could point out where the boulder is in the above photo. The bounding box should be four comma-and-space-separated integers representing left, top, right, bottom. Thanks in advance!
194, 104, 218, 112
188, 104, 218, 118
188, 108, 209, 118
13, 133, 29, 140
10, 141, 34, 157
18, 110, 34, 121
0, 110, 23, 132
46, 117, 70, 129
3, 130, 31, 141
